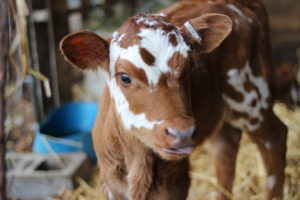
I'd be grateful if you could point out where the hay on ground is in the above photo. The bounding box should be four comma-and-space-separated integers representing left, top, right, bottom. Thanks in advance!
64, 103, 300, 200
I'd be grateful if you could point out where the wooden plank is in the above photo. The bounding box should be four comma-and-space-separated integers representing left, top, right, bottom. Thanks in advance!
0, 0, 8, 199
263, 0, 300, 32
49, 0, 82, 104
262, 0, 300, 64
30, 0, 61, 114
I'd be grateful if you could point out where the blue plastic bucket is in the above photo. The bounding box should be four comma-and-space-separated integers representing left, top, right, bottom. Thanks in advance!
33, 102, 98, 162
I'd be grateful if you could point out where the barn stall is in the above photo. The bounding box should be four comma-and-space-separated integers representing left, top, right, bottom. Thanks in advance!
1, 0, 300, 199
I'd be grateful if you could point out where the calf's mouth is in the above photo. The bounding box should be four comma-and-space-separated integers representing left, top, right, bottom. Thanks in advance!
162, 145, 195, 155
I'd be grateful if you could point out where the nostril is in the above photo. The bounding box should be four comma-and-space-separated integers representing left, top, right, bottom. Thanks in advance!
166, 125, 196, 139
166, 128, 179, 138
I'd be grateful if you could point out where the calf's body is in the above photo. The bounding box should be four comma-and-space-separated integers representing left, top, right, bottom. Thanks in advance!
60, 0, 288, 200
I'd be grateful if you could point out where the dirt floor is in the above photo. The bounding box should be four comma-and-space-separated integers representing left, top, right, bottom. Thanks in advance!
51, 103, 300, 200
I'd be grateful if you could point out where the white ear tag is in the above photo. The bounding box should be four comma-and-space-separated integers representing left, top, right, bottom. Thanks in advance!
184, 21, 202, 41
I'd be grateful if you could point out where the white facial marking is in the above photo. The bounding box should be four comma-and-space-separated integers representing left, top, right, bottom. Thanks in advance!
264, 142, 271, 150
108, 16, 190, 130
267, 175, 276, 190
184, 21, 202, 41
109, 78, 163, 130
136, 28, 189, 85
110, 26, 190, 86
136, 15, 171, 27
136, 16, 159, 26
223, 61, 269, 131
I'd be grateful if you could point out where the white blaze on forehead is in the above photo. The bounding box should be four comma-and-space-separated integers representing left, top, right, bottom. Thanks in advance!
223, 61, 269, 132
136, 27, 189, 85
136, 15, 171, 27
108, 19, 189, 130
109, 32, 165, 131
110, 27, 190, 86
136, 16, 159, 26
109, 78, 163, 130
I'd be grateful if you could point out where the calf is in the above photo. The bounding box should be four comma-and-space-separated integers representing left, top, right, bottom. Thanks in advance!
60, 0, 287, 199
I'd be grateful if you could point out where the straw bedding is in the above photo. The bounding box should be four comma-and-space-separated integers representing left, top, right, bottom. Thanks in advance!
57, 103, 300, 200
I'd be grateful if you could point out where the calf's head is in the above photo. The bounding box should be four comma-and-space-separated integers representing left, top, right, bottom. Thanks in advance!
60, 13, 232, 160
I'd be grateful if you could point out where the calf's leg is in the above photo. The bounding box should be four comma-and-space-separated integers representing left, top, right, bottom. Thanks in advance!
209, 123, 242, 200
127, 150, 154, 200
247, 112, 287, 200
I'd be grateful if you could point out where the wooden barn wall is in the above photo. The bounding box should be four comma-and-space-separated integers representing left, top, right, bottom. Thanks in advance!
263, 0, 300, 65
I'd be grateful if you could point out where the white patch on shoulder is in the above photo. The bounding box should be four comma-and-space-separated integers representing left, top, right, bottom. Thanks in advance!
230, 117, 260, 131
267, 175, 276, 190
108, 78, 163, 130
223, 61, 269, 132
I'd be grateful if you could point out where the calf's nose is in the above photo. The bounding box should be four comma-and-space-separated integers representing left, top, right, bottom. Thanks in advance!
166, 125, 196, 145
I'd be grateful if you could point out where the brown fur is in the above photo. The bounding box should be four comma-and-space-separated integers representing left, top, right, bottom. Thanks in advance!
139, 48, 156, 66
60, 0, 290, 200
60, 31, 109, 71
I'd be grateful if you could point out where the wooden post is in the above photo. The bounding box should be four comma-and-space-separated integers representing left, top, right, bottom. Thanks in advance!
263, 0, 300, 64
0, 0, 8, 199
30, 0, 60, 114
49, 0, 82, 104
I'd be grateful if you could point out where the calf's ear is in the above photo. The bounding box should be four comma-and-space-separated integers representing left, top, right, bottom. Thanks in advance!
181, 13, 232, 54
60, 31, 110, 71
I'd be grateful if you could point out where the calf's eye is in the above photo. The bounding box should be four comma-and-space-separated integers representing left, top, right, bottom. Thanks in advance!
120, 73, 132, 85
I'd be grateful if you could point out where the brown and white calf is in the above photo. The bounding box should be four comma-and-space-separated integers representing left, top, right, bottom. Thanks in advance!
60, 0, 288, 199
